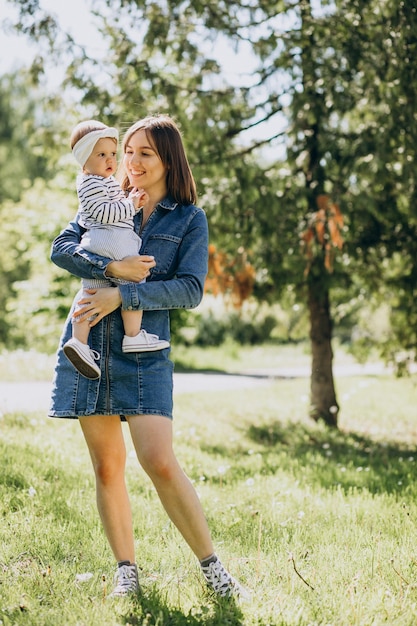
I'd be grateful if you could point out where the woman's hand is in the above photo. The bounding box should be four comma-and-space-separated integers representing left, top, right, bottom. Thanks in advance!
106, 255, 156, 283
73, 288, 122, 327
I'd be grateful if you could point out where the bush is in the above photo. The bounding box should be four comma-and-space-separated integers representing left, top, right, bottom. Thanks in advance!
194, 311, 278, 346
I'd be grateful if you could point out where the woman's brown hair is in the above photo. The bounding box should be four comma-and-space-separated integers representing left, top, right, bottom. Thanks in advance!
119, 114, 197, 205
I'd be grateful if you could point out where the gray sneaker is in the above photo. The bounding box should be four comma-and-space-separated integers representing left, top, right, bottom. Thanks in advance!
63, 337, 101, 379
109, 563, 140, 597
201, 559, 250, 600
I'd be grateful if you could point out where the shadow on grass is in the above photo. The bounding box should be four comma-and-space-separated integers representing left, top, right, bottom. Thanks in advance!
197, 420, 417, 496
246, 420, 417, 495
120, 588, 245, 626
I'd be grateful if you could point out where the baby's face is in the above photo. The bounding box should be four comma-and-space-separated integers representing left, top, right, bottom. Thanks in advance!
83, 137, 118, 178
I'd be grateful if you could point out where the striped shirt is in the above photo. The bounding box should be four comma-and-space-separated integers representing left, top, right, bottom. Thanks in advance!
77, 174, 135, 229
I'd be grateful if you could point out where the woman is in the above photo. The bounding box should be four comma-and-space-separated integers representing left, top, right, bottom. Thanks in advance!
49, 114, 247, 599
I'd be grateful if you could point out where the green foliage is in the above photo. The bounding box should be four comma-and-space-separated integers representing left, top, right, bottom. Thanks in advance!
192, 311, 280, 347
0, 68, 84, 350
0, 71, 65, 203
174, 297, 310, 348
2, 176, 80, 352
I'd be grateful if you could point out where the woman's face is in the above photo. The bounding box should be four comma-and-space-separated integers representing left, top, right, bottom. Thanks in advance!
123, 129, 167, 198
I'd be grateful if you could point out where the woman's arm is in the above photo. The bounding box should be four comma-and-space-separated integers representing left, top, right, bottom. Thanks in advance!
72, 287, 123, 326
115, 209, 209, 312
51, 215, 114, 280
51, 215, 155, 281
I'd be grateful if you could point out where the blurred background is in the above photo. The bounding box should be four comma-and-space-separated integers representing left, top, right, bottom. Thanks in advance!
0, 0, 416, 425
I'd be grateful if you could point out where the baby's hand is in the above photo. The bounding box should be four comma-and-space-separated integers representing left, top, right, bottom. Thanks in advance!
129, 187, 149, 210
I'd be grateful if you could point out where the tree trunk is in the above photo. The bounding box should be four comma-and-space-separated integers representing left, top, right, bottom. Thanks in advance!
308, 279, 339, 427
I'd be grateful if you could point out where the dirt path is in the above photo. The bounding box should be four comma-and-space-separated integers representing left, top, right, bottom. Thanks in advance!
0, 373, 271, 414
0, 362, 395, 414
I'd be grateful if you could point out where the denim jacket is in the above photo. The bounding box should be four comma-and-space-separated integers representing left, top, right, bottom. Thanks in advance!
48, 197, 208, 419
51, 196, 209, 339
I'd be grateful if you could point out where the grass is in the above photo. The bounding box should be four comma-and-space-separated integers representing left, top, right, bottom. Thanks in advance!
1, 346, 417, 624
171, 340, 362, 374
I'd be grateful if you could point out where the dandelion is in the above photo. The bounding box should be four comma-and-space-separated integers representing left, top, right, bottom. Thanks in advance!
245, 478, 255, 487
28, 486, 36, 497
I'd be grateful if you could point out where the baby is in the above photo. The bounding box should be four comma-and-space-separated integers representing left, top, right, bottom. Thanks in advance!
62, 120, 169, 379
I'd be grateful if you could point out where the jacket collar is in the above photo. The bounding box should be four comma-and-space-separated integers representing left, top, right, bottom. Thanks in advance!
158, 196, 178, 211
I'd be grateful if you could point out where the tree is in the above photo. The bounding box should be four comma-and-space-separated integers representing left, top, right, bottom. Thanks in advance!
4, 0, 417, 427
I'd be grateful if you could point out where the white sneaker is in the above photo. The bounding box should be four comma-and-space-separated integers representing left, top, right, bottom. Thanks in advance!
122, 329, 170, 353
63, 337, 101, 379
108, 563, 140, 598
201, 558, 251, 601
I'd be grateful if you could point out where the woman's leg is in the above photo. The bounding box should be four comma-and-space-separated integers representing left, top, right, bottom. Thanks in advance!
127, 414, 214, 561
79, 414, 135, 563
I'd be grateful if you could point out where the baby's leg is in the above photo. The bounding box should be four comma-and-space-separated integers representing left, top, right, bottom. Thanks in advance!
121, 310, 170, 353
72, 316, 91, 344
62, 289, 101, 379
121, 309, 143, 337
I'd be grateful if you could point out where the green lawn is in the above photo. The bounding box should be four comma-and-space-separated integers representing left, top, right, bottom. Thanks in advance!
1, 348, 417, 624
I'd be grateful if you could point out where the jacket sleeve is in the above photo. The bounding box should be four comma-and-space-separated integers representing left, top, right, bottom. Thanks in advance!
50, 214, 113, 280
119, 209, 209, 311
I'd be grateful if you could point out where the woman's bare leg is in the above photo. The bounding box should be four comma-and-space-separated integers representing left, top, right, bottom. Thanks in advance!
79, 414, 135, 563
127, 414, 214, 561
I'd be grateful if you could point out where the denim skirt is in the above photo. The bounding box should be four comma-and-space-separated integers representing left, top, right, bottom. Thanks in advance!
48, 304, 173, 421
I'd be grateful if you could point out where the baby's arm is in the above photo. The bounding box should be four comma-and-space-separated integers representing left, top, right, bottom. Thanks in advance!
129, 188, 149, 211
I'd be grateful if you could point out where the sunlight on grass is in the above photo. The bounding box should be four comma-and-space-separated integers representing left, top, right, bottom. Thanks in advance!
172, 340, 314, 373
